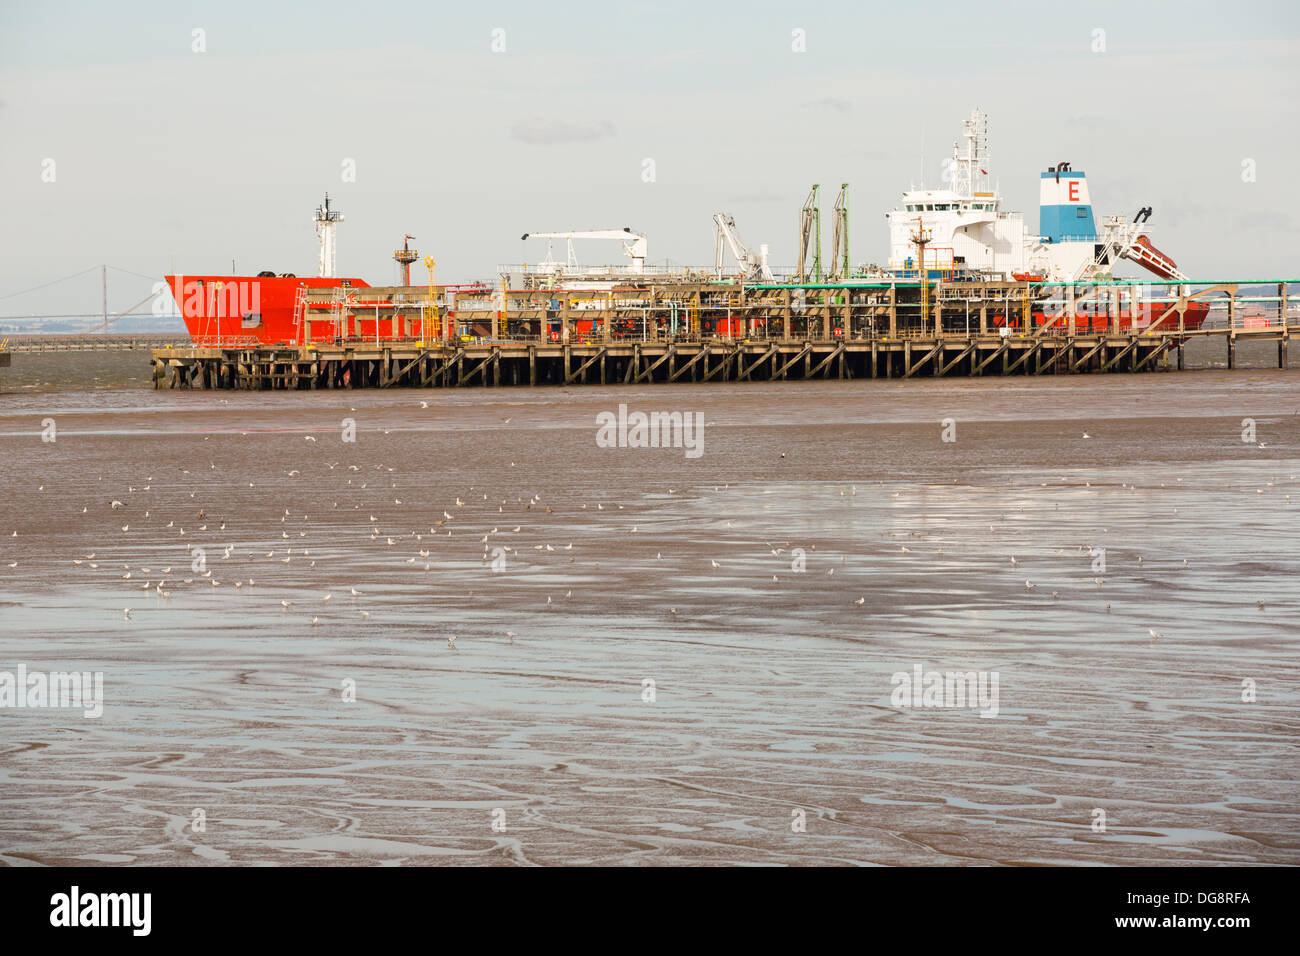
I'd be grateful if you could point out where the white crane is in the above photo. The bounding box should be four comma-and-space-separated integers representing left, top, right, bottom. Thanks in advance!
713, 213, 773, 281
520, 228, 648, 274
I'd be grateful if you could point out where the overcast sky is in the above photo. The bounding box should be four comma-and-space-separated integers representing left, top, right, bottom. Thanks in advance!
2, 0, 1297, 318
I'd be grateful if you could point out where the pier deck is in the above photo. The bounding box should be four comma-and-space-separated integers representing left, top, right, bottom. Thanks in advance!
112, 274, 1297, 388
151, 323, 1295, 390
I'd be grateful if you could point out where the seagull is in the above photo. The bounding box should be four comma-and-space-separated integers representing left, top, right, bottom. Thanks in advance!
305, 436, 316, 442
281, 600, 292, 610
854, 597, 865, 605
123, 608, 131, 620
710, 560, 720, 568
1025, 580, 1035, 590
1148, 628, 1161, 640
1082, 432, 1091, 439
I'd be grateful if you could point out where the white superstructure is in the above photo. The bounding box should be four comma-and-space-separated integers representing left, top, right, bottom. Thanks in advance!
884, 109, 1183, 283
886, 109, 1028, 277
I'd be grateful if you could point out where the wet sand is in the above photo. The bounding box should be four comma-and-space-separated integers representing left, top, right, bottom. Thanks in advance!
1, 367, 1298, 865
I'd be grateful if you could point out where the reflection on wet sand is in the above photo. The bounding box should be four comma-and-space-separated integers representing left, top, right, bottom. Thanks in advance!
1, 370, 1298, 864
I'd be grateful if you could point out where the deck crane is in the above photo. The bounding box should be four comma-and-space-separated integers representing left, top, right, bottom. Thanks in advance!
797, 184, 823, 283
828, 184, 850, 280
519, 228, 648, 273
712, 213, 774, 282
1077, 207, 1189, 282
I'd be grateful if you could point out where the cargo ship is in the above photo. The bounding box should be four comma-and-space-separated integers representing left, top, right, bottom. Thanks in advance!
166, 196, 375, 348
881, 109, 1209, 333
166, 113, 1208, 347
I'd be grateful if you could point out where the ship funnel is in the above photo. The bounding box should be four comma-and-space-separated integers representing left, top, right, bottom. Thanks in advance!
1039, 167, 1095, 242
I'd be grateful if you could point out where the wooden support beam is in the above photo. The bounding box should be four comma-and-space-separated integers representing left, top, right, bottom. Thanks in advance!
807, 343, 844, 379
904, 341, 942, 378
1069, 339, 1106, 373
668, 345, 709, 382
1099, 337, 1139, 372
702, 346, 738, 382
1134, 339, 1173, 372
633, 344, 676, 384
737, 344, 776, 381
481, 352, 491, 386
386, 350, 433, 387
566, 347, 607, 385
1035, 341, 1067, 375
937, 341, 975, 377
772, 343, 813, 380
1004, 341, 1043, 375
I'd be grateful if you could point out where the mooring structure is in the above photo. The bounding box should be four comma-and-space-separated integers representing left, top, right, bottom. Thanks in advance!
152, 277, 1297, 389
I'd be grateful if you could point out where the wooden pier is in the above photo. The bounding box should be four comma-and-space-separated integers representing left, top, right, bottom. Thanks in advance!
151, 326, 1297, 390
2, 334, 191, 353
149, 276, 1298, 388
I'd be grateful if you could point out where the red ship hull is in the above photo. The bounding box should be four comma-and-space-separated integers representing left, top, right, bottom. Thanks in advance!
166, 274, 380, 347
166, 275, 1211, 346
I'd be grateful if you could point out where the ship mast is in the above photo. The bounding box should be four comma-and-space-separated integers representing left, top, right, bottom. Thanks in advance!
394, 234, 418, 286
315, 194, 344, 278
951, 109, 989, 200
911, 219, 933, 334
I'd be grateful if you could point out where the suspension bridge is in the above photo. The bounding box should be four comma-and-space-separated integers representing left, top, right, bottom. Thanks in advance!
0, 263, 177, 339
